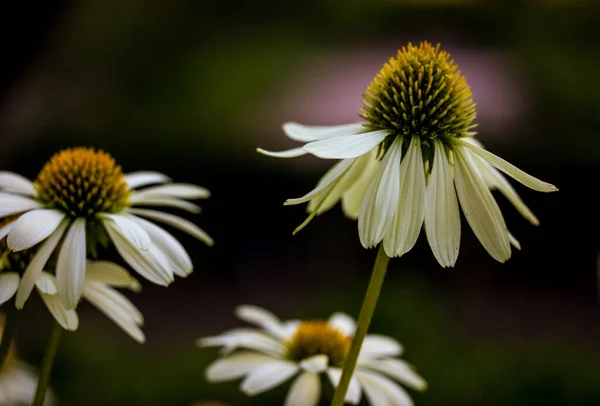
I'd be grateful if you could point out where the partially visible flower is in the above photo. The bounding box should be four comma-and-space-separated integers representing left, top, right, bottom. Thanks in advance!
0, 147, 213, 310
198, 305, 426, 406
258, 42, 557, 266
0, 315, 54, 406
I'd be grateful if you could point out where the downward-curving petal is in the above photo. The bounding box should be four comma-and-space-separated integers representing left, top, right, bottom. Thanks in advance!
360, 359, 427, 391
285, 159, 355, 206
7, 209, 66, 252
0, 273, 19, 305
342, 150, 379, 220
206, 351, 278, 382
240, 360, 299, 396
124, 171, 171, 189
132, 183, 210, 200
358, 335, 404, 361
356, 369, 414, 406
39, 291, 79, 331
257, 147, 308, 158
56, 218, 87, 309
99, 214, 151, 250
0, 193, 42, 219
283, 122, 365, 142
126, 208, 213, 246
85, 261, 140, 291
129, 195, 201, 213
285, 372, 321, 406
0, 172, 35, 195
304, 130, 388, 159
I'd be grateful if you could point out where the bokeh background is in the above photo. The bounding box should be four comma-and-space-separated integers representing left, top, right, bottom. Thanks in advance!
1, 0, 599, 405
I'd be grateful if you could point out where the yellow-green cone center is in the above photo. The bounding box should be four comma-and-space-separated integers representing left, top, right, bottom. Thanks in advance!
34, 147, 131, 218
286, 321, 351, 366
361, 41, 476, 147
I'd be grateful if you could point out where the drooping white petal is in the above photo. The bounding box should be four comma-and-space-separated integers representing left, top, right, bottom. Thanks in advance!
327, 367, 363, 405
342, 150, 379, 220
7, 209, 66, 252
83, 282, 145, 343
0, 273, 19, 305
56, 218, 87, 309
129, 195, 201, 213
360, 359, 427, 392
304, 130, 388, 159
509, 231, 521, 250
458, 139, 558, 192
132, 183, 210, 200
0, 172, 35, 195
126, 208, 213, 246
454, 146, 511, 262
15, 220, 69, 309
358, 137, 402, 248
285, 159, 355, 206
235, 305, 288, 339
300, 354, 329, 373
358, 335, 404, 361
102, 221, 174, 286
356, 369, 414, 406
127, 214, 192, 277
198, 329, 287, 358
328, 312, 356, 336
0, 220, 14, 240
124, 171, 171, 189
240, 360, 299, 396
283, 122, 365, 142
424, 140, 461, 267
256, 147, 308, 158
38, 292, 79, 331
85, 261, 140, 291
384, 136, 426, 258
35, 272, 58, 295
99, 213, 151, 250
205, 351, 279, 382
0, 193, 42, 219
285, 372, 321, 406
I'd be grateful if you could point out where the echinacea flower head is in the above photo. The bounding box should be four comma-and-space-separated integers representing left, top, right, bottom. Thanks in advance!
198, 305, 426, 406
0, 147, 213, 310
259, 41, 557, 266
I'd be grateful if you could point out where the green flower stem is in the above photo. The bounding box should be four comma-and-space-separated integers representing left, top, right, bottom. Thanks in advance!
0, 302, 18, 368
331, 244, 391, 406
33, 321, 63, 406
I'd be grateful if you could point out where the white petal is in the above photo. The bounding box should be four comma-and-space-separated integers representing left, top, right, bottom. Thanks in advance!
327, 367, 363, 405
240, 360, 299, 396
205, 351, 279, 382
0, 273, 19, 305
124, 171, 171, 189
361, 359, 427, 391
283, 122, 365, 142
15, 220, 69, 309
83, 282, 145, 342
356, 369, 414, 406
358, 137, 402, 248
300, 354, 329, 373
99, 213, 151, 250
127, 214, 192, 277
0, 220, 14, 240
103, 221, 174, 286
0, 193, 42, 218
509, 231, 521, 250
285, 372, 321, 406
257, 147, 308, 158
285, 158, 355, 206
383, 136, 426, 258
198, 329, 287, 358
458, 139, 558, 192
454, 147, 511, 262
235, 305, 287, 339
0, 172, 35, 195
35, 272, 57, 295
424, 140, 461, 267
304, 130, 388, 159
328, 312, 356, 336
85, 261, 140, 291
342, 150, 379, 219
56, 218, 87, 309
126, 208, 213, 246
132, 183, 210, 199
39, 292, 79, 331
129, 195, 201, 213
7, 209, 66, 251
358, 335, 404, 361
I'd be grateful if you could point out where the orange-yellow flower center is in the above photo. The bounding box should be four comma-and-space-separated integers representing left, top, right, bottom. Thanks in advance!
34, 147, 130, 218
286, 321, 350, 366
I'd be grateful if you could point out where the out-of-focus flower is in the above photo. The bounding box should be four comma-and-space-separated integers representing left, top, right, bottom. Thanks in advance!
0, 147, 213, 309
198, 305, 426, 406
259, 41, 557, 266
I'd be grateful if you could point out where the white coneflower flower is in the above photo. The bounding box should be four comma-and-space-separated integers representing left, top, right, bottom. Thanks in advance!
198, 305, 426, 406
0, 147, 213, 309
259, 41, 558, 266
0, 316, 54, 406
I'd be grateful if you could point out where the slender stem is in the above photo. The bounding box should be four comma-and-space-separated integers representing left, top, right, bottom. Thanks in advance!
32, 321, 63, 406
331, 245, 391, 406
0, 301, 18, 369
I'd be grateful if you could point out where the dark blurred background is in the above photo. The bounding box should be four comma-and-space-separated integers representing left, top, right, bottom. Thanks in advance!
1, 0, 599, 405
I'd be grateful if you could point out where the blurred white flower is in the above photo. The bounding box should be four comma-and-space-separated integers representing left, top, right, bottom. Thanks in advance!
198, 305, 426, 406
0, 147, 213, 310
